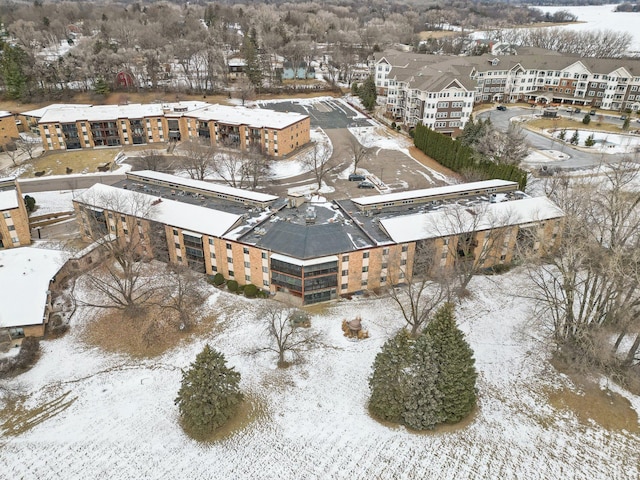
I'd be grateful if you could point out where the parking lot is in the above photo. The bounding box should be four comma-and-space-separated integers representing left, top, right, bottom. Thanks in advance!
258, 98, 373, 129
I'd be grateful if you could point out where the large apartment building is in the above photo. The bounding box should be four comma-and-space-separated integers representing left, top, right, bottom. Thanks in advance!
22, 102, 310, 157
73, 171, 564, 306
373, 49, 640, 135
0, 177, 31, 249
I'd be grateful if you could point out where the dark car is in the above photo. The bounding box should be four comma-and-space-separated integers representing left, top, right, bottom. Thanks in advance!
348, 173, 366, 181
590, 109, 597, 115
574, 108, 581, 113
620, 115, 627, 121
358, 181, 375, 189
496, 105, 507, 111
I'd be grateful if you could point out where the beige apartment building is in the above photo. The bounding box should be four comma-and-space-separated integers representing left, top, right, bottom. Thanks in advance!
23, 102, 310, 157
373, 49, 640, 135
0, 177, 31, 249
0, 111, 20, 149
73, 172, 564, 306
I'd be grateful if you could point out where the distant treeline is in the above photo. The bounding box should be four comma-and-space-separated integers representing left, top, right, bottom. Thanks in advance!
413, 124, 528, 191
615, 2, 640, 12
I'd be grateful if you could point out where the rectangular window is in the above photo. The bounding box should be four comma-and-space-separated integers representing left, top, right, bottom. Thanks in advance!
363, 252, 369, 259
228, 270, 234, 277
245, 275, 251, 281
341, 283, 348, 290
382, 248, 389, 255
262, 266, 268, 273
342, 270, 348, 276
227, 257, 233, 264
342, 255, 349, 262
262, 252, 267, 259
263, 280, 269, 287
226, 243, 232, 250
362, 266, 369, 273
402, 245, 408, 252
243, 247, 249, 254
244, 261, 250, 268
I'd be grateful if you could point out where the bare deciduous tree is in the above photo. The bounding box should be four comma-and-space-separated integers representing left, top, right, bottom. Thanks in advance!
304, 141, 337, 191
527, 165, 640, 370
159, 264, 208, 331
179, 140, 215, 180
388, 241, 449, 336
75, 189, 159, 317
349, 136, 368, 174
253, 302, 319, 367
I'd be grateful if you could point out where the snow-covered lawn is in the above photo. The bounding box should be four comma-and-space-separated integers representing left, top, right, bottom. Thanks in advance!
1, 269, 638, 479
28, 190, 85, 216
548, 129, 640, 155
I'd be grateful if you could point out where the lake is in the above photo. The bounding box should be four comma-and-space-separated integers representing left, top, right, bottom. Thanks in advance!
533, 4, 640, 52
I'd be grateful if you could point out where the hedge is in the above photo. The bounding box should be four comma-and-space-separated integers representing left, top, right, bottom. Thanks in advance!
413, 124, 527, 190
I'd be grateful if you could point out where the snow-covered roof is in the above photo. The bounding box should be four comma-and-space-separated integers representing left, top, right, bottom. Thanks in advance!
190, 104, 308, 130
352, 179, 518, 207
74, 184, 243, 238
39, 104, 166, 123
270, 253, 338, 267
379, 196, 564, 243
0, 247, 68, 329
129, 170, 278, 204
0, 111, 12, 118
21, 103, 92, 119
0, 189, 19, 211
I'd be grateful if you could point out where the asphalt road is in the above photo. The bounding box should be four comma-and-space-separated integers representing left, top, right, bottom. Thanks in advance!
478, 107, 631, 169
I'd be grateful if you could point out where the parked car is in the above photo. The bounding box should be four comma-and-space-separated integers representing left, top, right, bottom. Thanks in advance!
574, 108, 581, 113
496, 105, 507, 111
348, 173, 366, 181
620, 115, 627, 121
590, 109, 597, 115
357, 181, 375, 189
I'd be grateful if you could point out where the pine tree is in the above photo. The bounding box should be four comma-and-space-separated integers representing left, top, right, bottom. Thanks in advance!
425, 303, 477, 424
94, 77, 110, 96
584, 134, 595, 147
570, 130, 580, 145
582, 113, 591, 125
623, 116, 630, 131
175, 345, 243, 435
368, 330, 413, 423
401, 333, 444, 430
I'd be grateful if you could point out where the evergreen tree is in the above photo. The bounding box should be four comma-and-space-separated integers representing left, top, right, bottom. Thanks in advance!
94, 77, 110, 96
243, 30, 262, 88
175, 345, 243, 435
558, 128, 567, 141
425, 303, 477, 424
1, 43, 29, 100
401, 332, 444, 430
622, 116, 630, 131
582, 113, 591, 125
570, 130, 580, 145
584, 134, 595, 147
357, 75, 377, 112
369, 330, 413, 423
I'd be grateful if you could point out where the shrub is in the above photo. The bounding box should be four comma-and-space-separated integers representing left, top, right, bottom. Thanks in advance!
24, 195, 36, 213
213, 273, 225, 286
582, 114, 591, 125
227, 280, 238, 292
391, 121, 396, 129
244, 284, 258, 298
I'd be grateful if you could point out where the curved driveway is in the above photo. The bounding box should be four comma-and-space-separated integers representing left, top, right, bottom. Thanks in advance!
477, 107, 631, 169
